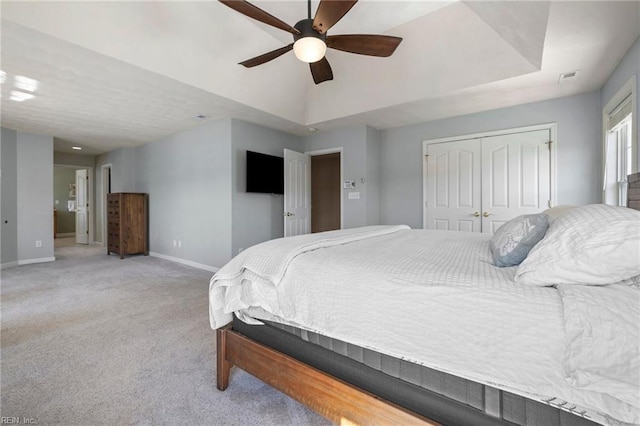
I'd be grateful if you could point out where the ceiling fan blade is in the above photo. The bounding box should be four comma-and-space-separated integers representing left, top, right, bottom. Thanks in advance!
219, 0, 300, 35
309, 57, 333, 84
239, 44, 293, 68
312, 0, 358, 34
326, 34, 402, 57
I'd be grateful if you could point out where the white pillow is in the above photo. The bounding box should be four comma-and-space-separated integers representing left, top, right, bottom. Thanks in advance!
543, 205, 575, 224
515, 204, 640, 285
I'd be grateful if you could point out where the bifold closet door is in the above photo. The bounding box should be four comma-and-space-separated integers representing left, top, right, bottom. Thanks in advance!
425, 139, 482, 232
481, 130, 550, 233
425, 129, 550, 233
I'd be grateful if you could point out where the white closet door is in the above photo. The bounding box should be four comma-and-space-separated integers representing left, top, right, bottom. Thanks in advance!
481, 129, 550, 233
284, 149, 311, 237
425, 139, 482, 232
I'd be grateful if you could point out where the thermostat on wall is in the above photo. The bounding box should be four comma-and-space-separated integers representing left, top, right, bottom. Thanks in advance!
343, 180, 355, 189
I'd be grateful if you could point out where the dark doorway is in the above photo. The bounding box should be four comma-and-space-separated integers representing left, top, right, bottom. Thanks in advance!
311, 152, 341, 233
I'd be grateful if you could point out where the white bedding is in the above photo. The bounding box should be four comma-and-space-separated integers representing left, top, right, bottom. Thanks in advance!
209, 225, 640, 425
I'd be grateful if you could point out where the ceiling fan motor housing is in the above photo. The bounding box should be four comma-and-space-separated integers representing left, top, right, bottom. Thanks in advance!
293, 19, 327, 43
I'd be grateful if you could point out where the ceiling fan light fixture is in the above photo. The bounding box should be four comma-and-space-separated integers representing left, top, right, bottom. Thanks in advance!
293, 37, 327, 63
293, 18, 327, 64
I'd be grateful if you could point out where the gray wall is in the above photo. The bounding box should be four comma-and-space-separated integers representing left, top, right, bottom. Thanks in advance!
600, 35, 639, 169
366, 126, 381, 225
95, 147, 137, 244
135, 119, 233, 268
1, 128, 18, 265
16, 132, 54, 262
230, 119, 302, 256
96, 147, 136, 193
53, 166, 77, 234
379, 91, 602, 228
54, 151, 96, 168
96, 118, 309, 268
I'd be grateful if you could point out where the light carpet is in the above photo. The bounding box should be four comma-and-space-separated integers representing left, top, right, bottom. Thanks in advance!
1, 241, 329, 425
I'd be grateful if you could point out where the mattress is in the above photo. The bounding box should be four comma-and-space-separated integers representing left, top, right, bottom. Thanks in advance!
210, 225, 639, 425
233, 315, 599, 426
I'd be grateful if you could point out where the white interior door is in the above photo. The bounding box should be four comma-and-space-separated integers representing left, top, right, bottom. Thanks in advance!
75, 169, 89, 244
425, 139, 482, 232
284, 149, 311, 237
481, 129, 550, 233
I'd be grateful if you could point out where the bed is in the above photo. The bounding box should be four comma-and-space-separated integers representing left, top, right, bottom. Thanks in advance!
209, 176, 640, 426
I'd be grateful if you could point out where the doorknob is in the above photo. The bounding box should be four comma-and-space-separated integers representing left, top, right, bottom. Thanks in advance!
483, 212, 492, 217
283, 212, 295, 217
470, 212, 480, 217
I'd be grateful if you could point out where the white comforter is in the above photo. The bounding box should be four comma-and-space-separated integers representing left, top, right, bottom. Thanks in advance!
209, 225, 640, 425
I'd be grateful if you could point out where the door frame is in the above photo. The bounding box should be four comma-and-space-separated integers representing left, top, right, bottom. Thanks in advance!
100, 163, 112, 246
53, 164, 94, 243
422, 123, 557, 229
307, 147, 344, 230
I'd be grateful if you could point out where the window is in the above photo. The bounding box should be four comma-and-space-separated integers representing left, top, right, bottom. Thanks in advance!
604, 111, 632, 206
603, 78, 636, 207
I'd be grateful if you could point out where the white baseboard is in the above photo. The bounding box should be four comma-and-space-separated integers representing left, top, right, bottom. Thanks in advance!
149, 252, 219, 273
17, 257, 56, 266
1, 261, 19, 270
56, 233, 75, 238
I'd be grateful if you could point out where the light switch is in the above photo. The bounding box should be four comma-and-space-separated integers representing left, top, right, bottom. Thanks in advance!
348, 192, 360, 200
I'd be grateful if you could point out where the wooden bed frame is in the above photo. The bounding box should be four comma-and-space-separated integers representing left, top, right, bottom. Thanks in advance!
216, 324, 440, 425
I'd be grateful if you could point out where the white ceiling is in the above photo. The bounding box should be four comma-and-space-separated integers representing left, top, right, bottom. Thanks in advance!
1, 1, 639, 155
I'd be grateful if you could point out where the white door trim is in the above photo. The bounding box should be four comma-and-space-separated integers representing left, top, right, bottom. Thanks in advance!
306, 147, 344, 230
75, 169, 89, 244
422, 123, 557, 229
100, 163, 112, 245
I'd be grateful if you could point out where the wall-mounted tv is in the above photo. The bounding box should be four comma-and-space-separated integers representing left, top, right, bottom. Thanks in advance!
246, 150, 284, 194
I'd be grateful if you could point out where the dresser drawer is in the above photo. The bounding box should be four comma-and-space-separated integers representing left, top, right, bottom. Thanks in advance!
107, 207, 120, 220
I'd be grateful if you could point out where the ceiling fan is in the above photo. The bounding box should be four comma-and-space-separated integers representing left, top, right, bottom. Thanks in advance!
219, 0, 403, 84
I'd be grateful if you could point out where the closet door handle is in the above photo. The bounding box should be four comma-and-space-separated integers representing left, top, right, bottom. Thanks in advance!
483, 212, 492, 218
470, 212, 480, 217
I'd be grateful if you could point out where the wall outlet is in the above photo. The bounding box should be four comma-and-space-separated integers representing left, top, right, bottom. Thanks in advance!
177, 240, 182, 248
172, 240, 177, 247
348, 192, 360, 200
35, 240, 42, 248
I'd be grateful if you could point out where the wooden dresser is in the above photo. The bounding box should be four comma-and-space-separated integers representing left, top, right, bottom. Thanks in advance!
107, 193, 148, 259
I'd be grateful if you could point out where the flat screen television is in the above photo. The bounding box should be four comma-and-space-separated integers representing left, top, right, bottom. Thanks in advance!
246, 150, 284, 194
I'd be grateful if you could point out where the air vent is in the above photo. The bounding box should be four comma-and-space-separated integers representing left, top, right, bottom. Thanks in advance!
559, 70, 580, 84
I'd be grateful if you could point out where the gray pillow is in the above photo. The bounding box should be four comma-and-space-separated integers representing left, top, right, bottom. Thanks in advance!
490, 213, 549, 267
